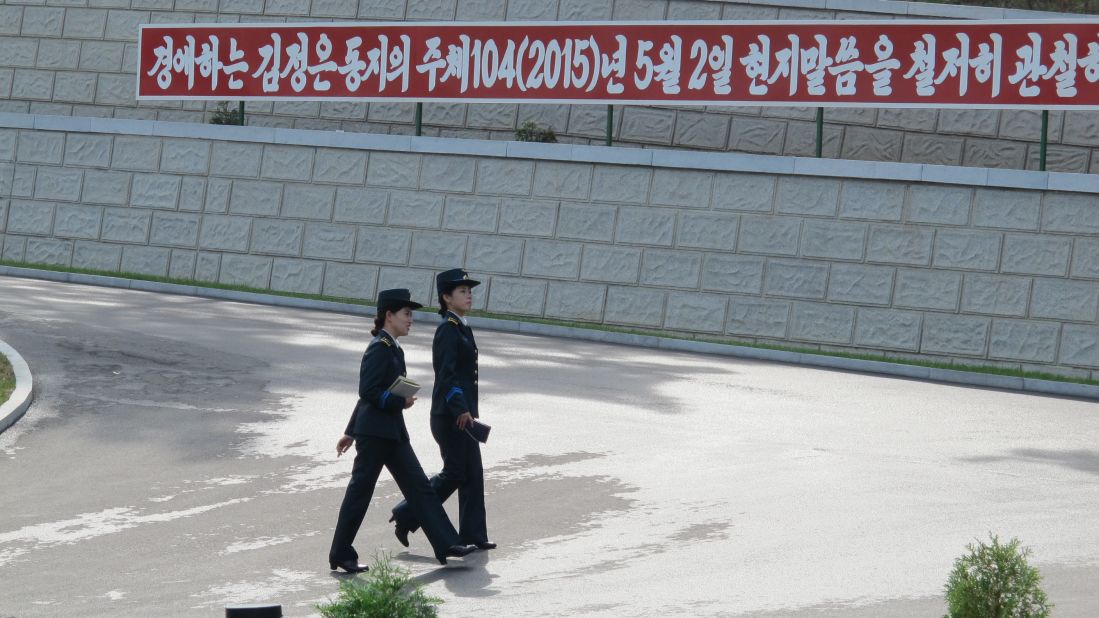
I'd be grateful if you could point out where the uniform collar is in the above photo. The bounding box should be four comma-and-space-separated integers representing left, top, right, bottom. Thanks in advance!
446, 311, 468, 326
378, 329, 401, 348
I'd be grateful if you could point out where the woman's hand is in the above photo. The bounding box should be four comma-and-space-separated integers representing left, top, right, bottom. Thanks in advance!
403, 395, 417, 409
456, 412, 473, 430
336, 435, 353, 457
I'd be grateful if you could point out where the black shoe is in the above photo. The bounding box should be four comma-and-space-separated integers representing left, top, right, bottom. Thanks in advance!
388, 515, 410, 548
475, 542, 497, 550
436, 544, 475, 565
330, 559, 369, 573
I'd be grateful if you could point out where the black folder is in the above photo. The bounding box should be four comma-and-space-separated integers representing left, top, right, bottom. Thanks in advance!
465, 420, 491, 443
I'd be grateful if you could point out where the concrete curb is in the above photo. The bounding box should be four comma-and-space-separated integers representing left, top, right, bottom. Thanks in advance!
0, 338, 34, 434
3, 265, 1097, 401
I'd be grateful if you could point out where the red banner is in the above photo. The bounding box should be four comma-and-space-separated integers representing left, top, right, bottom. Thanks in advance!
137, 20, 1099, 108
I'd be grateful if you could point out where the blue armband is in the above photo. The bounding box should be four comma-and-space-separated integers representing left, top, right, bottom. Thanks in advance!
380, 390, 391, 408
445, 387, 464, 402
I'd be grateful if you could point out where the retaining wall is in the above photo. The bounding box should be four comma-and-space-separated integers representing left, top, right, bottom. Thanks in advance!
3, 0, 1099, 172
2, 113, 1099, 378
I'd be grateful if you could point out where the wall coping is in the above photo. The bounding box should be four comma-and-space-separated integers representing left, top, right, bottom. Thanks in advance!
3, 112, 1097, 194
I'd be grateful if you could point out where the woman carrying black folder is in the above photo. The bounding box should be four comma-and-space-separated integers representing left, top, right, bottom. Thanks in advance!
390, 269, 496, 551
328, 288, 475, 573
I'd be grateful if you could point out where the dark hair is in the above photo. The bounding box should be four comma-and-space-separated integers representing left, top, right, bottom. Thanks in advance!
437, 291, 448, 316
370, 312, 387, 337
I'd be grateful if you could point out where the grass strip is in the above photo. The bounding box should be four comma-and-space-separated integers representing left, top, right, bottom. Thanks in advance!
2, 259, 1096, 387
0, 352, 14, 405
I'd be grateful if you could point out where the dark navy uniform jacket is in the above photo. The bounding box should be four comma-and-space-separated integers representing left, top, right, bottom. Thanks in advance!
431, 312, 478, 419
344, 330, 411, 441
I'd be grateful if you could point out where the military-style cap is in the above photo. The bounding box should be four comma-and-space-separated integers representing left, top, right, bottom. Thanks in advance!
376, 288, 423, 312
436, 268, 481, 294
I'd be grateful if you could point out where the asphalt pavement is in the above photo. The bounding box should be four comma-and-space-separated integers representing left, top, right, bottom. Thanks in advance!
1, 275, 1097, 617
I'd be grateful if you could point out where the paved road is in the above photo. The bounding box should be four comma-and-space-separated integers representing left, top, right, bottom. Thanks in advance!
1, 275, 1097, 617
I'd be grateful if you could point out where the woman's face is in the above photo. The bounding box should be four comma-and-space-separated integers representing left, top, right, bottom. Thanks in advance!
445, 285, 474, 315
386, 306, 414, 338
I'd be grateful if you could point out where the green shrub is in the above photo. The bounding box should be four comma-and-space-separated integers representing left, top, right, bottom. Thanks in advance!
515, 120, 557, 143
209, 101, 243, 125
944, 534, 1052, 618
316, 553, 442, 618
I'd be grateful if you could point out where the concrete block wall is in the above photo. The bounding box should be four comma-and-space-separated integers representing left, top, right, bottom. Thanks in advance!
3, 113, 1099, 379
2, 0, 1098, 172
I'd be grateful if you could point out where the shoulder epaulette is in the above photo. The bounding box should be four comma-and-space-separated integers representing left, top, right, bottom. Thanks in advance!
380, 337, 392, 347
447, 317, 460, 326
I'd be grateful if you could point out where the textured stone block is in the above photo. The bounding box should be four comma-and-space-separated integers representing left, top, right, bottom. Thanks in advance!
907, 185, 971, 226
410, 231, 467, 268
270, 259, 324, 294
828, 264, 894, 305
367, 102, 417, 123
219, 254, 272, 288
604, 285, 665, 326
972, 189, 1040, 231
738, 216, 800, 255
10, 165, 34, 199
963, 139, 1027, 170
101, 208, 149, 243
64, 134, 112, 168
532, 162, 592, 201
475, 159, 533, 196
456, 0, 508, 19
728, 117, 784, 154
211, 142, 262, 178
11, 70, 53, 101
1001, 234, 1070, 276
841, 126, 904, 162
161, 140, 210, 175
590, 166, 651, 205
82, 170, 130, 205
323, 262, 378, 300
1, 235, 24, 262
616, 108, 674, 145
1042, 193, 1099, 234
178, 177, 206, 213
300, 223, 354, 260
783, 121, 842, 159
726, 297, 789, 338
112, 136, 161, 172
566, 105, 611, 137
129, 174, 180, 210
555, 204, 614, 242
1060, 325, 1099, 368
840, 181, 906, 223
194, 252, 220, 283
988, 319, 1059, 363
903, 134, 964, 165
651, 169, 712, 208
466, 103, 517, 129
25, 237, 72, 266
878, 108, 939, 131
1030, 278, 1099, 322
72, 241, 122, 272
52, 204, 101, 240
149, 212, 199, 247
790, 302, 855, 344
248, 219, 302, 256
712, 173, 775, 212
34, 168, 83, 202
94, 74, 135, 105
616, 207, 675, 246
487, 276, 546, 316
776, 176, 840, 217
921, 314, 989, 357
579, 245, 641, 283
663, 293, 726, 333
312, 149, 366, 185
8, 201, 54, 236
894, 269, 961, 311
388, 191, 443, 228
355, 226, 411, 264
227, 180, 281, 216
366, 153, 420, 189
78, 41, 124, 72
543, 281, 606, 322
1001, 110, 1063, 142
855, 308, 921, 351
934, 230, 1002, 271
866, 225, 932, 266
260, 146, 313, 182
22, 7, 64, 36
282, 184, 334, 220
52, 72, 96, 103
702, 254, 764, 294
203, 177, 231, 213
523, 240, 581, 279
0, 130, 15, 162
266, 0, 311, 15
765, 260, 828, 299
357, 0, 405, 18
17, 132, 64, 165
420, 155, 476, 193
466, 235, 522, 274
640, 249, 701, 288
334, 187, 387, 224
119, 245, 169, 276
673, 112, 730, 150
199, 215, 251, 252
499, 199, 556, 237
443, 196, 498, 233
1061, 112, 1099, 147
938, 109, 1000, 137
63, 8, 107, 38
801, 220, 866, 261
168, 249, 197, 280
677, 212, 738, 251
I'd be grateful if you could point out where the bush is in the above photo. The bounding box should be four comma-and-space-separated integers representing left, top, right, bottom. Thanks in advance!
316, 553, 442, 618
515, 120, 557, 143
944, 534, 1052, 618
209, 101, 243, 125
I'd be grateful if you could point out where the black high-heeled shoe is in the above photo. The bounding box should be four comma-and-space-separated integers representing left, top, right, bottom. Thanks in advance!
435, 544, 475, 565
475, 541, 497, 550
388, 514, 410, 548
330, 559, 369, 573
